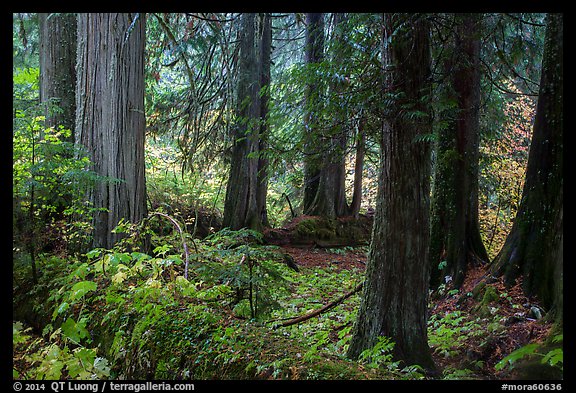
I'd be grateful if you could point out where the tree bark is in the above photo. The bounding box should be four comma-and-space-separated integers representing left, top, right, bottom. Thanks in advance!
302, 13, 324, 214
306, 13, 350, 218
75, 13, 147, 250
222, 13, 262, 231
39, 12, 77, 136
256, 13, 272, 228
490, 13, 563, 312
347, 13, 435, 372
429, 14, 489, 289
37, 12, 77, 219
350, 114, 365, 218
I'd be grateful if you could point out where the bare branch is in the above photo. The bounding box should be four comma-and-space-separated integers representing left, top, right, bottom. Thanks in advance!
147, 211, 197, 279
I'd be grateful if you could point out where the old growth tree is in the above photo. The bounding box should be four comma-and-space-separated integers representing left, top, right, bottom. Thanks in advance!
75, 13, 148, 249
490, 13, 563, 316
39, 12, 76, 136
429, 13, 490, 289
222, 13, 272, 231
347, 13, 436, 371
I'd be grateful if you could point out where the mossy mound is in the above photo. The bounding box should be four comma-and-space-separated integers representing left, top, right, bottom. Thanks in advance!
470, 283, 500, 317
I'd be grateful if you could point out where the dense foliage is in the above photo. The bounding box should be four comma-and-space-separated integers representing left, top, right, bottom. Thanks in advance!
13, 12, 562, 381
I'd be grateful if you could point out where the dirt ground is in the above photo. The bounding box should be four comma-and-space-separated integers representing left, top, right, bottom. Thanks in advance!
279, 243, 556, 380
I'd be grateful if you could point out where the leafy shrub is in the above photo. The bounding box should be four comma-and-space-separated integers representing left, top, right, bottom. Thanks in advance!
358, 336, 396, 368
13, 321, 111, 380
495, 334, 563, 373
428, 311, 486, 358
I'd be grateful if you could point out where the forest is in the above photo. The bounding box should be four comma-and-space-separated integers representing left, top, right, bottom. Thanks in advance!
12, 12, 563, 383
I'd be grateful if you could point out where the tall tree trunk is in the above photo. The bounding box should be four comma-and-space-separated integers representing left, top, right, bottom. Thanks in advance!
222, 13, 262, 231
256, 13, 272, 228
38, 12, 77, 220
329, 13, 350, 218
490, 13, 563, 312
552, 206, 563, 324
302, 13, 324, 215
39, 12, 77, 136
429, 14, 489, 289
75, 13, 147, 250
307, 12, 349, 218
347, 13, 435, 372
349, 115, 365, 218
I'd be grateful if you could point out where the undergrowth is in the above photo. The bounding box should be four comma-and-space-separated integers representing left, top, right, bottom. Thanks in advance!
13, 228, 390, 380
13, 226, 562, 380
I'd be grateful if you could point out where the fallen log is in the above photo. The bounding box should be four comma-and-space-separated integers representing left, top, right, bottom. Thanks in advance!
273, 282, 364, 329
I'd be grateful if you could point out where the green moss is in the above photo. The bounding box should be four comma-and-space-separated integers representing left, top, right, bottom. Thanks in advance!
471, 284, 500, 317
317, 228, 336, 240
292, 217, 371, 245
294, 217, 336, 240
471, 281, 486, 300
13, 242, 394, 380
481, 286, 499, 305
295, 218, 319, 238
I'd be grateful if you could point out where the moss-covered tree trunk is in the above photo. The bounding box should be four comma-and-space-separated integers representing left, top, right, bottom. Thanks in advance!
39, 12, 76, 136
347, 13, 435, 372
75, 13, 147, 249
223, 13, 262, 231
490, 13, 563, 313
429, 13, 489, 289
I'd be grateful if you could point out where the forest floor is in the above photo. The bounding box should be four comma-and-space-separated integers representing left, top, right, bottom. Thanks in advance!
13, 213, 559, 381
278, 242, 554, 380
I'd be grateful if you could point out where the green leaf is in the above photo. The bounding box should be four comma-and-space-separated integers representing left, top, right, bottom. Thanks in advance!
74, 347, 96, 366
541, 348, 563, 367
13, 67, 39, 87
42, 324, 54, 337
13, 321, 24, 335
61, 318, 90, 345
37, 344, 65, 379
495, 343, 539, 371
61, 318, 80, 343
153, 244, 171, 256
66, 348, 93, 378
72, 263, 91, 280
131, 252, 151, 262
13, 321, 30, 345
69, 281, 97, 301
53, 301, 70, 319
112, 265, 128, 285
86, 248, 103, 260
109, 252, 131, 265
93, 357, 111, 378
